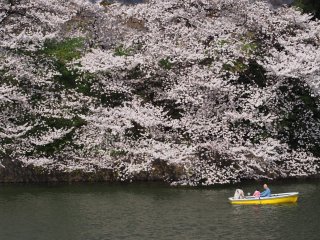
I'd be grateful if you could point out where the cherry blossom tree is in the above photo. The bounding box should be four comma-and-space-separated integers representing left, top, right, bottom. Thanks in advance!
0, 0, 319, 185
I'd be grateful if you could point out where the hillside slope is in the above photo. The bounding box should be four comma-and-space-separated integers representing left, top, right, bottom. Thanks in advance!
0, 0, 320, 185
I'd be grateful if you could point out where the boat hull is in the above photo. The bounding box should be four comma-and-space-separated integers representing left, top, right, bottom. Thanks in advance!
229, 192, 299, 205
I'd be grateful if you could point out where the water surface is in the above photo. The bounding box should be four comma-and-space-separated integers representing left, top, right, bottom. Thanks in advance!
0, 181, 319, 240
90, 0, 145, 4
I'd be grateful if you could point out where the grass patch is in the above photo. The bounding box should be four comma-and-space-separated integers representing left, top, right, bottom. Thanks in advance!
159, 58, 173, 70
241, 42, 258, 55
114, 45, 132, 57
42, 38, 84, 63
41, 38, 84, 88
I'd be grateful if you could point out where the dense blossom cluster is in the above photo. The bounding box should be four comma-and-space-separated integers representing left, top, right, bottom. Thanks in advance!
0, 0, 319, 185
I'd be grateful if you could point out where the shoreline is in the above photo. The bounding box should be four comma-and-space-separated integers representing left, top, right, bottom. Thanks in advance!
0, 158, 318, 186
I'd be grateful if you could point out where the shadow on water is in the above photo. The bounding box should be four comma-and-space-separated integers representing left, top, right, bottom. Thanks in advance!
0, 180, 319, 240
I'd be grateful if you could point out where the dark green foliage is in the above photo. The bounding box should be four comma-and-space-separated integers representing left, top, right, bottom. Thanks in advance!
258, 105, 270, 116
278, 107, 306, 149
45, 116, 87, 129
310, 145, 320, 157
251, 130, 272, 144
24, 116, 87, 139
42, 38, 84, 63
279, 79, 320, 118
199, 57, 214, 66
101, 92, 130, 107
0, 150, 6, 158
0, 70, 17, 85
223, 59, 247, 73
100, 0, 112, 7
30, 92, 43, 104
229, 120, 254, 144
53, 64, 130, 108
110, 149, 128, 157
216, 39, 229, 47
40, 38, 84, 88
171, 127, 192, 144
75, 73, 97, 96
159, 58, 173, 70
241, 42, 258, 54
294, 0, 320, 19
274, 42, 285, 52
125, 121, 146, 140
114, 45, 132, 56
299, 94, 320, 117
57, 71, 92, 98
27, 116, 87, 156
0, 137, 13, 145
133, 85, 155, 102
132, 77, 165, 103
131, 77, 183, 119
231, 119, 251, 129
54, 60, 79, 88
1, 106, 36, 128
277, 78, 320, 156
156, 99, 184, 119
229, 119, 271, 144
35, 130, 75, 156
238, 60, 267, 87
51, 57, 130, 108
77, 82, 92, 95
127, 64, 144, 79
223, 59, 267, 87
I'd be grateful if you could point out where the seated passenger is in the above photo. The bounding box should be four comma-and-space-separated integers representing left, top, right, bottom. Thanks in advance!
234, 189, 245, 199
253, 189, 261, 198
260, 184, 271, 197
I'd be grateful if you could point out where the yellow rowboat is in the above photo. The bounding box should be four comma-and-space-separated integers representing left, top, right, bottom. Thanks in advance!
229, 192, 299, 205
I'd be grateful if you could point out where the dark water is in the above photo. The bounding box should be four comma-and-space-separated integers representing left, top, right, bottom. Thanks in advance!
89, 0, 294, 6
0, 181, 319, 240
90, 0, 145, 4
90, 0, 294, 5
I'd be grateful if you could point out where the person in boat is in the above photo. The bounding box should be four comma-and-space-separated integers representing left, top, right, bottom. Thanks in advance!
260, 184, 271, 197
234, 189, 245, 199
253, 189, 261, 198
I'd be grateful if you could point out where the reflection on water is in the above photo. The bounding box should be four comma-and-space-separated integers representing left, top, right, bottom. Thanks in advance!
0, 181, 319, 240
